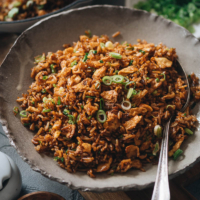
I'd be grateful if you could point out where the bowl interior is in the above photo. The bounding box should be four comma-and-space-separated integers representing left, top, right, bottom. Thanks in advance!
0, 5, 200, 191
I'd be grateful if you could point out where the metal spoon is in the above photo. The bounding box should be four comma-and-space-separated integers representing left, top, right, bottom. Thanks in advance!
151, 60, 190, 200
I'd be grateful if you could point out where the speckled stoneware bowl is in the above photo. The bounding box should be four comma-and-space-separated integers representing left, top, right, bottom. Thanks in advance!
0, 0, 92, 33
0, 5, 200, 192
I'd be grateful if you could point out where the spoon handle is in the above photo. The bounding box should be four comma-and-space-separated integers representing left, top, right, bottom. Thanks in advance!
151, 119, 171, 200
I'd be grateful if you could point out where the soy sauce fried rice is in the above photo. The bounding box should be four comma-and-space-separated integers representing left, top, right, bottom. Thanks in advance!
14, 33, 200, 177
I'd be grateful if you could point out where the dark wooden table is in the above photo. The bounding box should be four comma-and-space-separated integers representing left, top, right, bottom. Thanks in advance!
0, 33, 199, 200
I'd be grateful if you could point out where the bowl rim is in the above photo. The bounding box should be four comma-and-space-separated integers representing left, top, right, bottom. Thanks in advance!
0, 0, 92, 25
1, 4, 200, 192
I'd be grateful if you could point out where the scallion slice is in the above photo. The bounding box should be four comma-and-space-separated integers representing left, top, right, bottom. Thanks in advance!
132, 89, 137, 95
153, 142, 159, 156
63, 109, 70, 116
102, 76, 112, 86
70, 60, 77, 67
57, 97, 61, 105
184, 128, 193, 135
161, 73, 166, 80
42, 76, 48, 80
97, 110, 107, 123
13, 106, 19, 114
8, 7, 19, 19
127, 88, 133, 99
35, 54, 45, 63
173, 149, 183, 160
83, 53, 89, 62
20, 110, 28, 118
100, 98, 104, 110
42, 108, 51, 113
95, 81, 101, 90
50, 64, 56, 73
139, 50, 145, 54
121, 100, 131, 110
109, 52, 122, 59
125, 81, 136, 90
112, 75, 124, 83
86, 96, 95, 99
156, 78, 160, 82
129, 60, 133, 66
99, 60, 103, 63
100, 43, 105, 49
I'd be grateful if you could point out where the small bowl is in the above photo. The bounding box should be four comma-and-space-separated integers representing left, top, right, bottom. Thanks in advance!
18, 191, 65, 200
0, 0, 92, 33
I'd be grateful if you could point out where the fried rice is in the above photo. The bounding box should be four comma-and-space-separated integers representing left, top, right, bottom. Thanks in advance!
0, 0, 75, 21
14, 32, 200, 177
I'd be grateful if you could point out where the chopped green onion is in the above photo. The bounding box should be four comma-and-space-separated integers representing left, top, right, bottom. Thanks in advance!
8, 8, 19, 19
188, 75, 191, 79
112, 75, 124, 83
68, 115, 76, 124
126, 47, 134, 50
77, 115, 80, 122
114, 70, 119, 74
88, 66, 96, 72
38, 141, 42, 144
153, 142, 159, 156
13, 106, 19, 114
121, 100, 131, 110
93, 50, 97, 54
100, 98, 104, 110
42, 108, 51, 113
173, 149, 183, 160
32, 102, 35, 104
37, 4, 44, 10
166, 105, 175, 110
100, 43, 105, 49
184, 128, 193, 135
129, 60, 133, 66
132, 89, 137, 95
156, 78, 160, 82
99, 60, 103, 63
152, 90, 157, 95
35, 54, 45, 63
53, 84, 57, 87
13, 1, 22, 7
70, 60, 77, 67
26, 0, 34, 8
85, 30, 92, 38
85, 96, 95, 99
125, 81, 136, 90
20, 110, 28, 118
50, 64, 56, 73
127, 88, 133, 99
95, 81, 101, 90
102, 76, 112, 86
146, 77, 150, 80
154, 125, 162, 137
54, 157, 59, 161
57, 97, 61, 105
24, 123, 31, 127
63, 109, 70, 116
131, 103, 136, 108
81, 105, 84, 109
88, 116, 92, 120
60, 157, 64, 163
42, 76, 48, 80
97, 110, 107, 123
72, 149, 76, 151
109, 52, 122, 59
83, 53, 89, 62
41, 89, 46, 93
184, 113, 186, 116
66, 150, 68, 153
139, 50, 145, 54
161, 73, 166, 80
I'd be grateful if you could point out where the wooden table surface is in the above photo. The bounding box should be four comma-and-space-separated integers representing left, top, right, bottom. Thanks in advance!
0, 33, 199, 200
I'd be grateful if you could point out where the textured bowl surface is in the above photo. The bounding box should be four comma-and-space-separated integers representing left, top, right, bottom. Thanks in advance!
0, 5, 200, 192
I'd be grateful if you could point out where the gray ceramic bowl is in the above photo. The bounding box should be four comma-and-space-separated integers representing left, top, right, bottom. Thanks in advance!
0, 0, 92, 33
0, 5, 200, 192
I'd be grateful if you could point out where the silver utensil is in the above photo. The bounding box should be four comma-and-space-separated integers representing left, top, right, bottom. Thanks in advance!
151, 60, 190, 200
